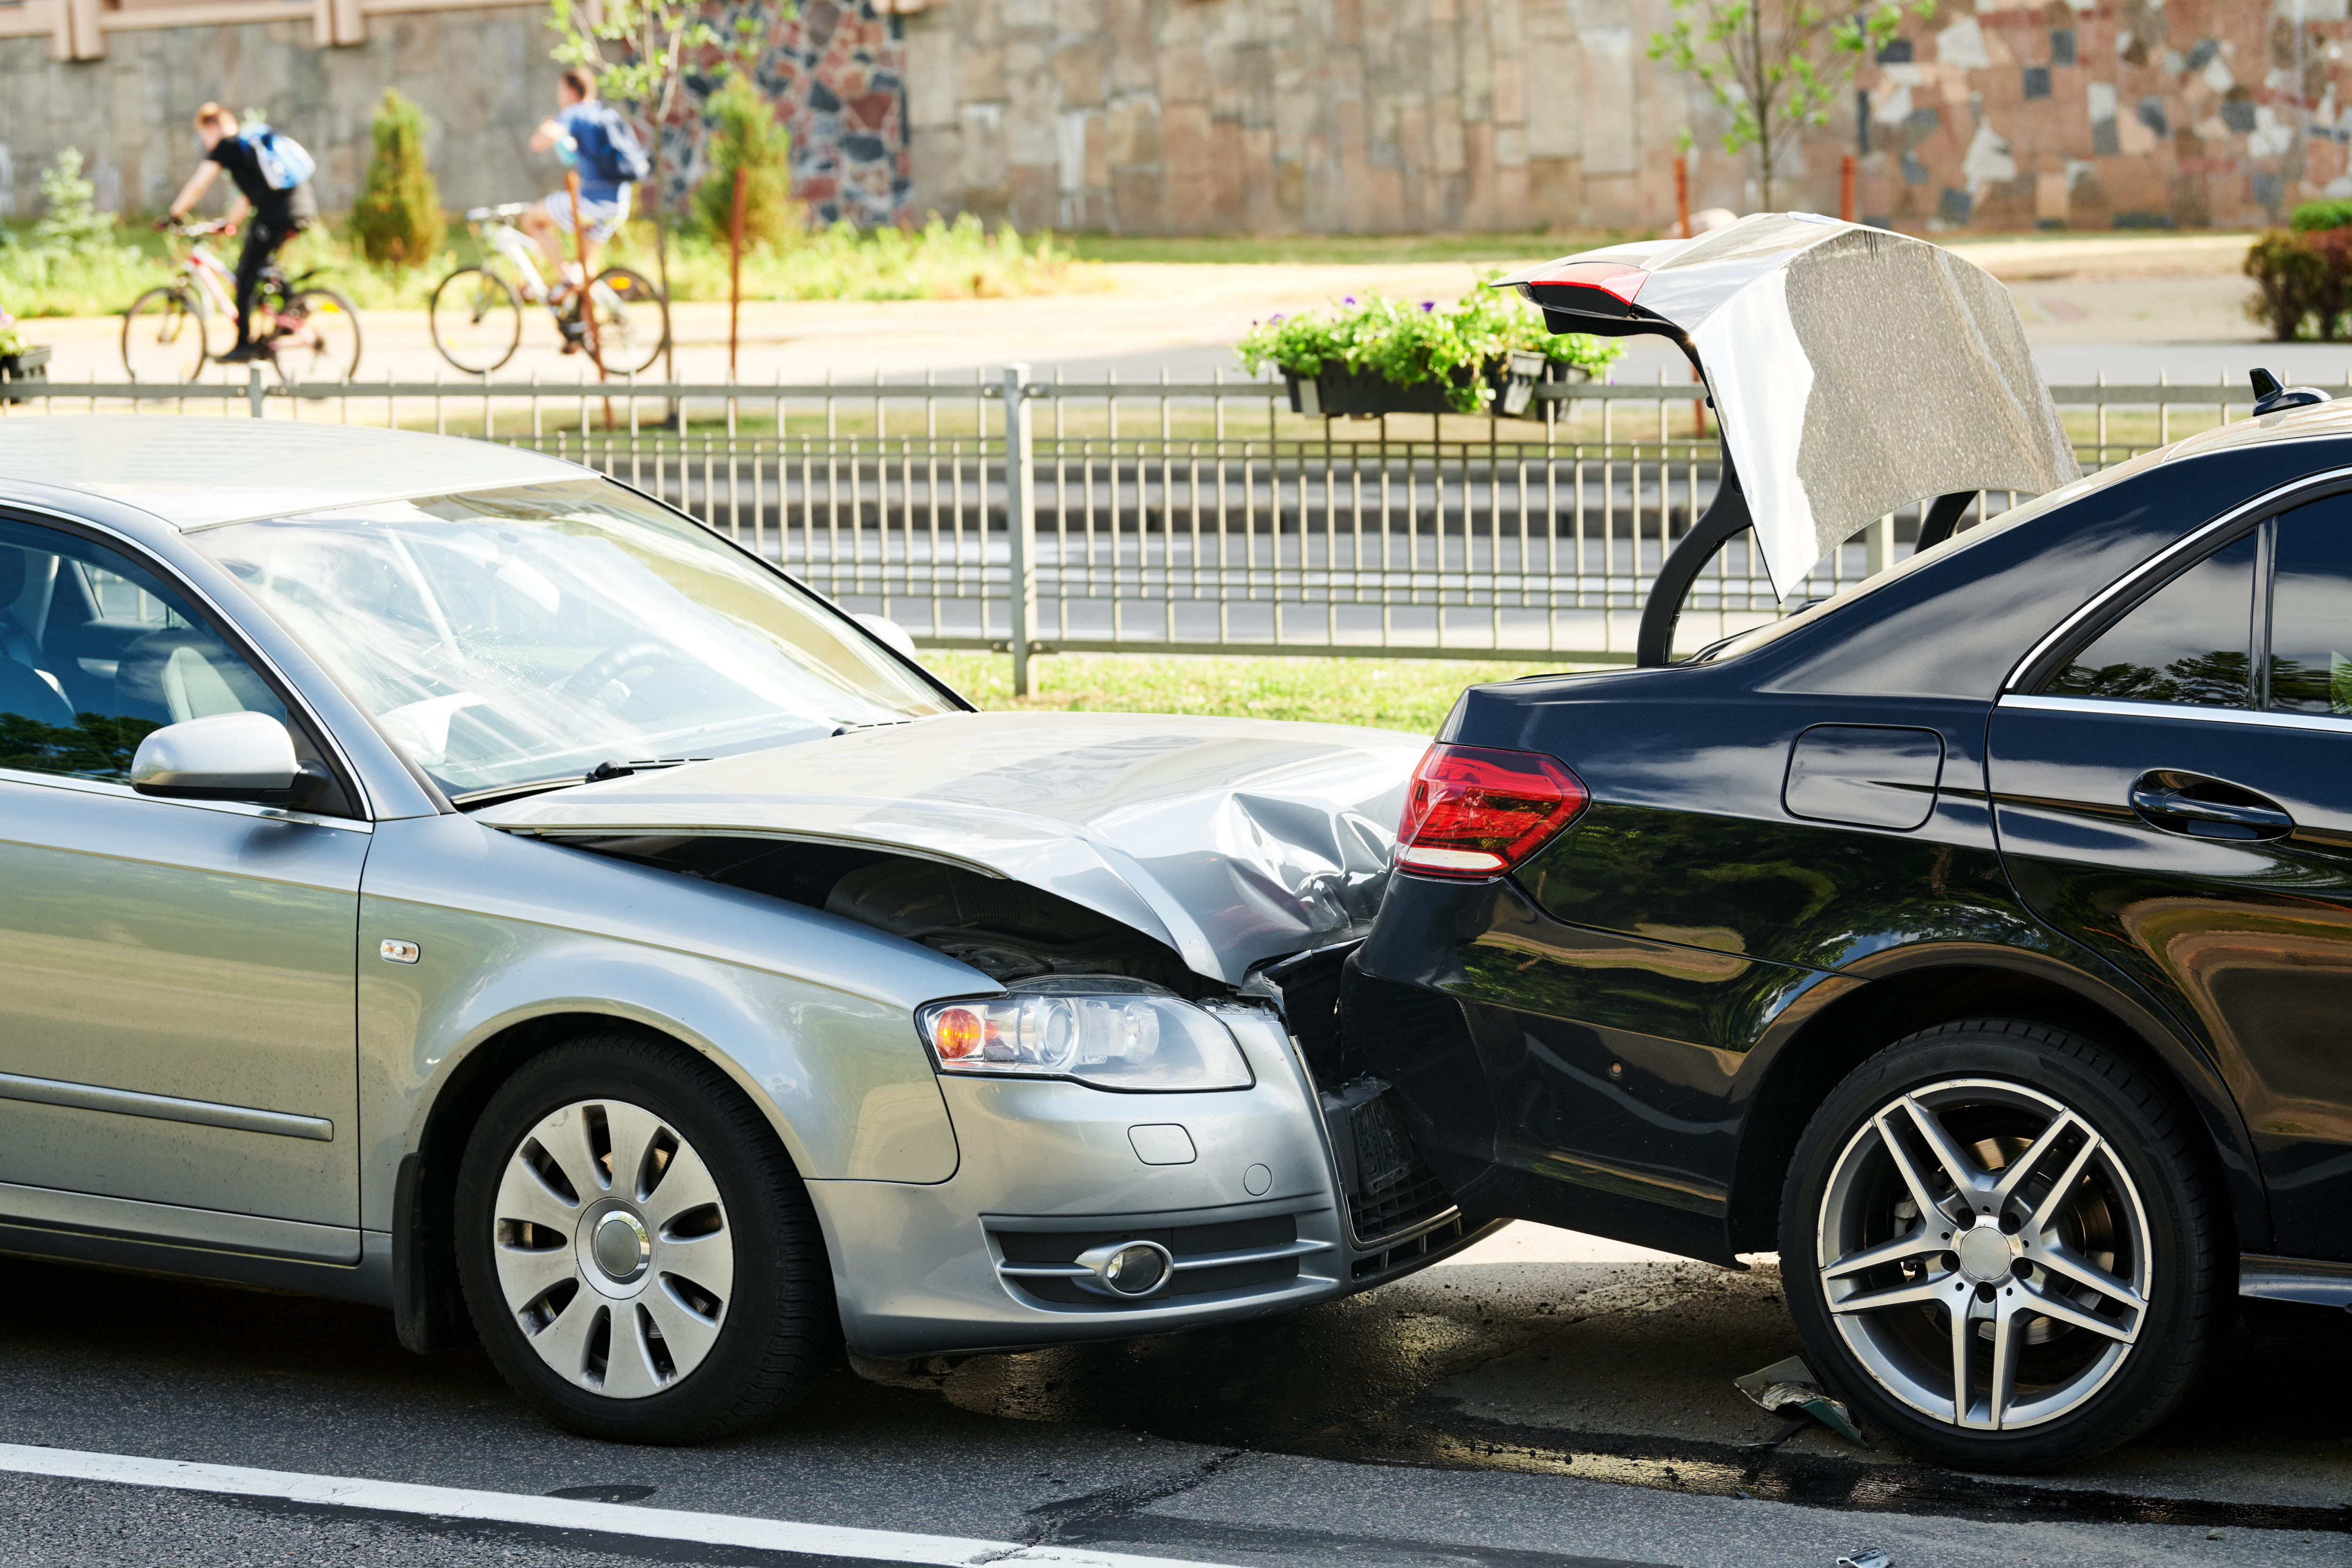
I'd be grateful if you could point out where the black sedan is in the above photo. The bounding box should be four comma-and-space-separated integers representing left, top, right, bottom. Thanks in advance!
1338, 219, 2352, 1472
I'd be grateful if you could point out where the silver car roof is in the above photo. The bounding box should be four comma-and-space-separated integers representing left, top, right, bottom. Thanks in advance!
1496, 213, 2080, 599
0, 416, 584, 531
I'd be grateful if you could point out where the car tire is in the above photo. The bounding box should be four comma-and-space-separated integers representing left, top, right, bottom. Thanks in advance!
453, 1032, 836, 1443
1779, 1019, 2222, 1472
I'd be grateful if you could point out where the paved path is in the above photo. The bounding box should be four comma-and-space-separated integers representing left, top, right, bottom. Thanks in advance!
5, 238, 2288, 398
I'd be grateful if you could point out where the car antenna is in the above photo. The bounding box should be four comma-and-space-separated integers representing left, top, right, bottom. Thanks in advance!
2251, 367, 2330, 417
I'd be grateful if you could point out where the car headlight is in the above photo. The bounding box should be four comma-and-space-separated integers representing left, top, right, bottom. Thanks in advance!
915, 978, 1254, 1091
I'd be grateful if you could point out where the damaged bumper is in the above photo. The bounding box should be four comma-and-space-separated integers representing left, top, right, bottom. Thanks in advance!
812, 998, 1494, 1360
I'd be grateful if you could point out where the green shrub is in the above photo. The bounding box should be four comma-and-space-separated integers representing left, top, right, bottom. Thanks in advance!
350, 89, 447, 269
2290, 199, 2352, 233
2246, 229, 2352, 342
1234, 287, 1621, 412
30, 149, 119, 256
691, 75, 795, 250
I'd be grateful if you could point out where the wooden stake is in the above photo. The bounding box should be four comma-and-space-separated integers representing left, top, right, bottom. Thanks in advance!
728, 165, 747, 383
1673, 154, 1691, 238
566, 170, 614, 429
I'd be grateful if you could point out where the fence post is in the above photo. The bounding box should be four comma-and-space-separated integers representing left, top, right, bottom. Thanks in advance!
246, 365, 264, 419
1002, 361, 1037, 696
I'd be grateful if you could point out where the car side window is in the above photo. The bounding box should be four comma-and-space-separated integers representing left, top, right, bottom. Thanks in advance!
2042, 532, 2258, 709
0, 518, 284, 784
2266, 496, 2352, 716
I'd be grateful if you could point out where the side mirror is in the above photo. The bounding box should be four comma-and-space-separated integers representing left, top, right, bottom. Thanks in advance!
854, 613, 920, 660
131, 711, 313, 804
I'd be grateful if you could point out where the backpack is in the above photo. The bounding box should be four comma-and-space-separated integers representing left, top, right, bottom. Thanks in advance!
240, 126, 315, 191
571, 103, 651, 187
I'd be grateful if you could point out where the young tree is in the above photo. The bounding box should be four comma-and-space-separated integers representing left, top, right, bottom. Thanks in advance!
1649, 0, 1934, 213
350, 89, 447, 269
546, 0, 766, 382
692, 73, 795, 250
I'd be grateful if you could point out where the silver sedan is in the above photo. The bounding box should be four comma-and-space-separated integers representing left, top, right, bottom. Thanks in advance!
0, 418, 1486, 1443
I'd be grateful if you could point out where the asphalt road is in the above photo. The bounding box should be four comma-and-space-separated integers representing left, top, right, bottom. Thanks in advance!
0, 1224, 2343, 1568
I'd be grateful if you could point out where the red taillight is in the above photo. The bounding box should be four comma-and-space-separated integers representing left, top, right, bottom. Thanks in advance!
1525, 261, 1648, 303
1396, 743, 1588, 879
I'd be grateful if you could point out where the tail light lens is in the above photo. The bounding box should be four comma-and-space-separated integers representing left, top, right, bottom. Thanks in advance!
1396, 743, 1588, 879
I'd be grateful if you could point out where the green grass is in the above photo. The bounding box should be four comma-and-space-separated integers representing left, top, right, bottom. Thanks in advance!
917, 650, 1582, 735
1064, 230, 1642, 266
0, 212, 1080, 319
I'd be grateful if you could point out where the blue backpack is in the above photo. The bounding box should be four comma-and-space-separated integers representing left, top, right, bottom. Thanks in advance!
239, 125, 315, 191
571, 103, 651, 187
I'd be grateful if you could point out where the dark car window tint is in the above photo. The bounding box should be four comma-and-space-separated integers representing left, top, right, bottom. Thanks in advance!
0, 519, 282, 783
2042, 532, 2257, 708
2268, 496, 2352, 716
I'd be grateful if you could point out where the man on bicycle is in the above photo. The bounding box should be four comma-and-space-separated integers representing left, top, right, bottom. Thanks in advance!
161, 103, 318, 365
520, 68, 646, 347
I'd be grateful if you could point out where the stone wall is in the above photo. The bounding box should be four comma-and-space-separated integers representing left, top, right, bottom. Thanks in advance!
0, 10, 556, 221
0, 0, 2321, 235
902, 0, 2307, 235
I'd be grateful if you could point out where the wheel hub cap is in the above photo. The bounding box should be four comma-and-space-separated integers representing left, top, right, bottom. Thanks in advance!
491, 1098, 736, 1400
593, 1210, 652, 1284
1955, 1219, 2016, 1284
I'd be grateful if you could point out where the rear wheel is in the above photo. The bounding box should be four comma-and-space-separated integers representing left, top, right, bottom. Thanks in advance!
1780, 1019, 2222, 1472
121, 287, 209, 382
271, 287, 362, 383
584, 266, 667, 376
429, 266, 523, 374
453, 1033, 836, 1443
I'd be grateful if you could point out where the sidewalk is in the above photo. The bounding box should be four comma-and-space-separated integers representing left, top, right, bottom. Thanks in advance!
11, 236, 2268, 392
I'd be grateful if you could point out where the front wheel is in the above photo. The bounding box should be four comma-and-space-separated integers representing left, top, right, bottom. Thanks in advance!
122, 287, 210, 382
429, 266, 523, 374
453, 1032, 836, 1443
271, 287, 362, 383
584, 266, 668, 376
1780, 1019, 2222, 1472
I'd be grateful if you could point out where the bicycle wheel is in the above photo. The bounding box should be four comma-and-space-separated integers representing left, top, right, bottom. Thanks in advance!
585, 267, 668, 377
121, 287, 211, 382
430, 266, 522, 374
273, 287, 363, 383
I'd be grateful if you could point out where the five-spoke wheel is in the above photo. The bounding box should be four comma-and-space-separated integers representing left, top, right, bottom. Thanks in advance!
455, 1033, 834, 1442
1783, 1021, 2221, 1472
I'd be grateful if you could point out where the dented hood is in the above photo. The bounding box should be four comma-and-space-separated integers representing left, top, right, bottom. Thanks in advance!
1496, 213, 2079, 599
477, 711, 1426, 985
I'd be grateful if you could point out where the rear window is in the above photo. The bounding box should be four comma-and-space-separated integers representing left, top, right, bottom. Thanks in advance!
1695, 450, 2168, 665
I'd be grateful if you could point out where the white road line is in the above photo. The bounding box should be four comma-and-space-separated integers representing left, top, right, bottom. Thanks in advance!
0, 1442, 1240, 1568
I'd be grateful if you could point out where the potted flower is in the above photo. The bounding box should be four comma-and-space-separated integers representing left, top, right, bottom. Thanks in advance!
1237, 288, 1619, 418
0, 318, 50, 396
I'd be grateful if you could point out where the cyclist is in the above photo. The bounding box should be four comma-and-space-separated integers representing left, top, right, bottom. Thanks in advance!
160, 103, 318, 365
520, 67, 647, 349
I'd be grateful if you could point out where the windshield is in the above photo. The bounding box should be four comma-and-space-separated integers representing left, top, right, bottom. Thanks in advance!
193, 478, 955, 799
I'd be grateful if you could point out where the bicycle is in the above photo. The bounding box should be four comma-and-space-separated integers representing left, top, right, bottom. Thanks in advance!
122, 220, 361, 384
429, 203, 668, 376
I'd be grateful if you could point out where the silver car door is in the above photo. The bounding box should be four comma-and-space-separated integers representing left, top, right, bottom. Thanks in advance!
0, 519, 364, 1263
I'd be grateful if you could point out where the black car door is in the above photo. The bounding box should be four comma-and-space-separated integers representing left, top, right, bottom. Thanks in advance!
1988, 492, 2352, 1261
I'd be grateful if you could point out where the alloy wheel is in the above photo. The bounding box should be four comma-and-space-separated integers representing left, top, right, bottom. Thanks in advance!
491, 1097, 735, 1399
1814, 1076, 2151, 1432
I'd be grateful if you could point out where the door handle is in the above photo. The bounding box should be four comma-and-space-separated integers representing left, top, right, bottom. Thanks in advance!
2128, 772, 2295, 841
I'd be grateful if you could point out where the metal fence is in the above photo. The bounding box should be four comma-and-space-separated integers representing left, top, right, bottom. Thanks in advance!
0, 365, 2287, 687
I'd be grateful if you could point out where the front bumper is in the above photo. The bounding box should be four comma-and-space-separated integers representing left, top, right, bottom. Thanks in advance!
810, 1002, 1488, 1360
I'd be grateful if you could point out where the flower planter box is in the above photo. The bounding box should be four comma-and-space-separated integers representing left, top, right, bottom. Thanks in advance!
0, 343, 51, 403
1286, 349, 1550, 420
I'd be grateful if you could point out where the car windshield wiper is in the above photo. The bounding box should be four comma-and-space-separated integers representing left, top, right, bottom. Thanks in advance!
448, 756, 710, 811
